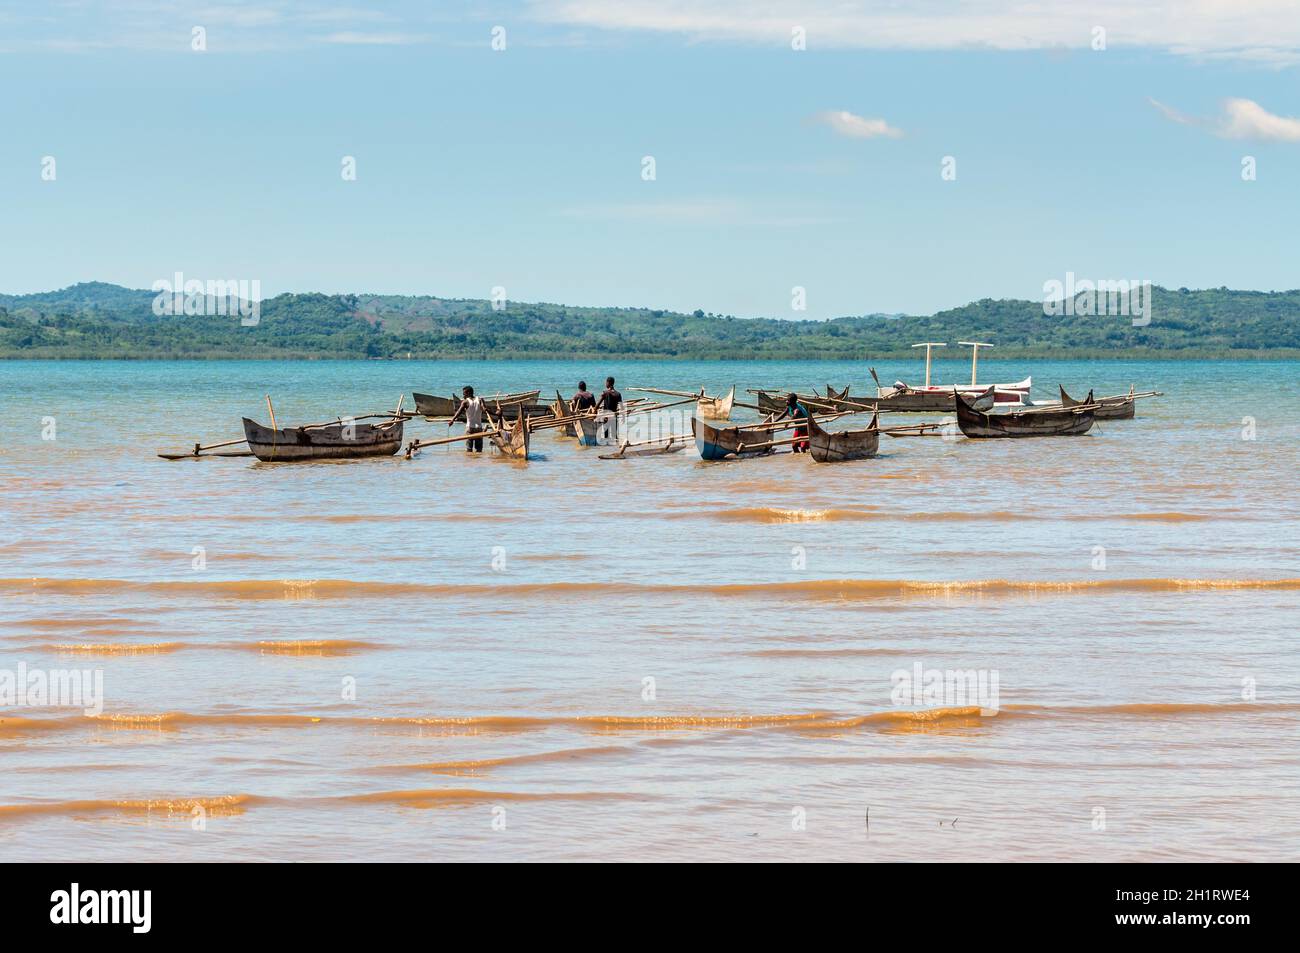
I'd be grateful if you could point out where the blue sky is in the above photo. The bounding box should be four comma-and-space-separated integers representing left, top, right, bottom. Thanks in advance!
1, 1, 1298, 318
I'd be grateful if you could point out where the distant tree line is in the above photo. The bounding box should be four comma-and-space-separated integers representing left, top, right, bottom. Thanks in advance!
1, 282, 1297, 359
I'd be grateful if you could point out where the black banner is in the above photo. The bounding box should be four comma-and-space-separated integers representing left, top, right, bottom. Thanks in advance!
0, 864, 1281, 940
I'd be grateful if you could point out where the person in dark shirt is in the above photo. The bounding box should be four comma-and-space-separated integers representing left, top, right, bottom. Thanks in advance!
775, 391, 813, 452
570, 381, 596, 414
596, 377, 622, 413
594, 376, 623, 443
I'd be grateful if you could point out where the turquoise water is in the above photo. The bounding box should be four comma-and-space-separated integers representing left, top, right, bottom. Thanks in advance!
1, 359, 1297, 860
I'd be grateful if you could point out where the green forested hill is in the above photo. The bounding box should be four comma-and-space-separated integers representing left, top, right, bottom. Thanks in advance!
1, 282, 1297, 359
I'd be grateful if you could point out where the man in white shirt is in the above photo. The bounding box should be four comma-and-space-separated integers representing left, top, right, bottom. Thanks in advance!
449, 385, 486, 452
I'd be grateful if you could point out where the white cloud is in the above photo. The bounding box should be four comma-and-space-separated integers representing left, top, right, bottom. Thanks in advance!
533, 0, 1300, 65
1220, 97, 1300, 140
20, 1, 1300, 61
1150, 96, 1300, 140
811, 110, 902, 139
13, 2, 424, 53
1147, 97, 1198, 127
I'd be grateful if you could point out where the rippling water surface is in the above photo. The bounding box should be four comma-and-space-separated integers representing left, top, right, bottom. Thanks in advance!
2, 358, 1297, 861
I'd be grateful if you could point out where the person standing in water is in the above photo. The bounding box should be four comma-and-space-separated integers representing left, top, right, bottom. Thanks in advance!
449, 385, 486, 452
775, 391, 814, 452
570, 381, 596, 415
594, 376, 623, 443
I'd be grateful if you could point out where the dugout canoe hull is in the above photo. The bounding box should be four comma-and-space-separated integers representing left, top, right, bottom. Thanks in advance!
412, 390, 542, 419
697, 386, 735, 421
692, 417, 775, 461
807, 411, 881, 462
954, 391, 1095, 438
241, 417, 404, 462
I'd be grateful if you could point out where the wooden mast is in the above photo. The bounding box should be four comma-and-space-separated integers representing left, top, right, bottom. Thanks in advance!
958, 341, 993, 386
910, 342, 946, 387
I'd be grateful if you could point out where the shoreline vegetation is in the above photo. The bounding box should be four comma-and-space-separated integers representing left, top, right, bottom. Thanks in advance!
2, 281, 1298, 360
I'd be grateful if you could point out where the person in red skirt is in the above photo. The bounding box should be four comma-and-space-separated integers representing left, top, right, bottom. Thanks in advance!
776, 392, 814, 452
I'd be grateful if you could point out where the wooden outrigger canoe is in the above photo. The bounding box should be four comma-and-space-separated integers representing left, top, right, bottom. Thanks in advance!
412, 390, 541, 418
574, 414, 601, 447
823, 385, 857, 410
955, 390, 1095, 438
867, 343, 1031, 410
867, 367, 1020, 412
959, 387, 996, 412
413, 392, 462, 418
874, 379, 1030, 410
752, 385, 849, 416
241, 416, 404, 461
862, 387, 955, 412
550, 390, 577, 436
823, 384, 851, 409
629, 386, 736, 421
757, 384, 994, 418
692, 418, 775, 460
488, 411, 530, 460
496, 403, 553, 421
697, 385, 735, 420
1060, 385, 1135, 419
806, 411, 880, 462
693, 410, 860, 460
871, 384, 999, 414
753, 391, 786, 415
